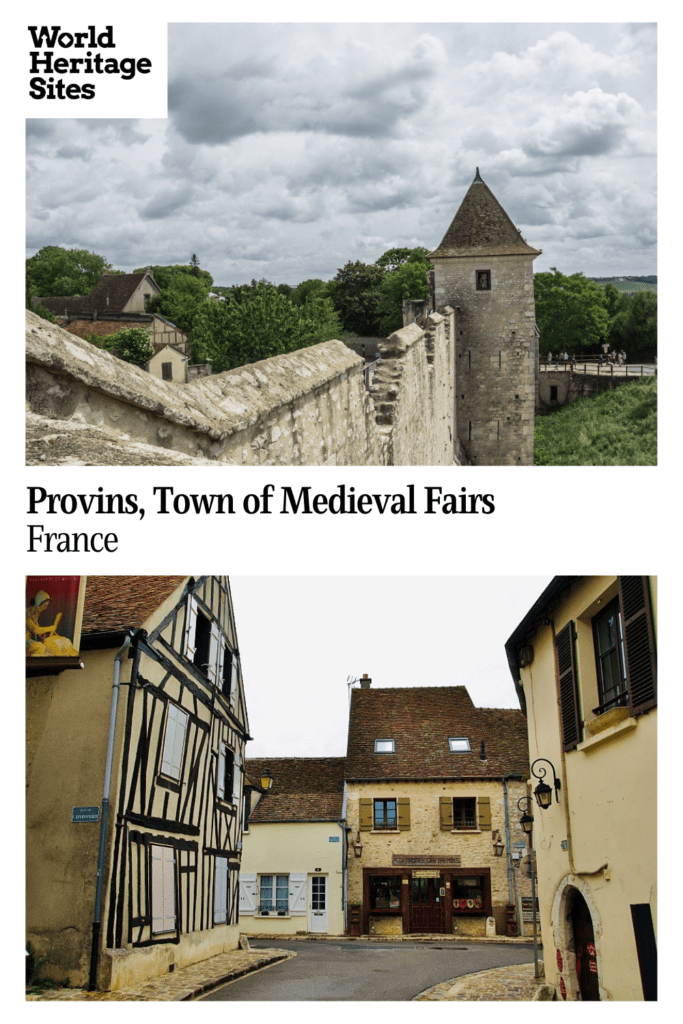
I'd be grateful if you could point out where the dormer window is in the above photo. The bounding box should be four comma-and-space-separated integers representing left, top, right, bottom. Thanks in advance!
374, 739, 395, 753
449, 737, 471, 752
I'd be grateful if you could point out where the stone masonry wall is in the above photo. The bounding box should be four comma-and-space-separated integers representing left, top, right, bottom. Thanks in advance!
26, 309, 465, 466
345, 779, 531, 935
434, 255, 537, 466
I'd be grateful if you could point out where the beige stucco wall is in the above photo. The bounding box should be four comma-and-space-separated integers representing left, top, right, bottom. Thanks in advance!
148, 345, 188, 383
26, 647, 131, 986
345, 779, 531, 935
122, 275, 160, 313
240, 821, 346, 935
519, 576, 657, 1000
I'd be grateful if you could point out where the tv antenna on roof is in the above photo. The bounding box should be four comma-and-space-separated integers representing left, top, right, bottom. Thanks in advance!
347, 675, 359, 707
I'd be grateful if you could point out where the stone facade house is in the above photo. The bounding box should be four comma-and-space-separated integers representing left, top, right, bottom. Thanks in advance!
506, 576, 657, 1000
239, 757, 346, 936
344, 678, 532, 937
26, 576, 249, 992
36, 269, 191, 365
429, 168, 541, 466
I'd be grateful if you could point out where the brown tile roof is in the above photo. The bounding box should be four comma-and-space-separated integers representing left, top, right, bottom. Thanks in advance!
246, 757, 346, 822
82, 576, 188, 634
429, 177, 541, 259
345, 686, 529, 780
37, 273, 157, 317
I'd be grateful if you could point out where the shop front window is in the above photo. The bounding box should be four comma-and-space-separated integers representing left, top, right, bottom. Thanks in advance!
369, 875, 402, 911
452, 875, 484, 912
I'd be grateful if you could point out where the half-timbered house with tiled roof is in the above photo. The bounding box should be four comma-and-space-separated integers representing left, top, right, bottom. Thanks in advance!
344, 676, 533, 938
26, 576, 249, 991
239, 757, 347, 936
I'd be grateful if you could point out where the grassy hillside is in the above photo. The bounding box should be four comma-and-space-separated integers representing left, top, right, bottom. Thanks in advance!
534, 377, 656, 465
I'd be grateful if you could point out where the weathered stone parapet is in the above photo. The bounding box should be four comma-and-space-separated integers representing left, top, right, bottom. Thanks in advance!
26, 309, 466, 466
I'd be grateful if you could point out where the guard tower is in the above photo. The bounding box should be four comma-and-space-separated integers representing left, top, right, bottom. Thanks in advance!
429, 169, 541, 466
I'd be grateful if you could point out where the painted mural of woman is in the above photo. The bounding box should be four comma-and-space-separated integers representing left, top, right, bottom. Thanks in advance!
26, 591, 79, 657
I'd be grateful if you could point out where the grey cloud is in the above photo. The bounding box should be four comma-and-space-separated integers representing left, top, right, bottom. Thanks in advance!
140, 187, 195, 220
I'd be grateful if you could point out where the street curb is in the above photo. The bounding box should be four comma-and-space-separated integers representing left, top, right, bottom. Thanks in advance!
182, 952, 294, 1001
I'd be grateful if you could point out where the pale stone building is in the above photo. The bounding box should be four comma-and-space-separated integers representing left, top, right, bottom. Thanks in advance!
344, 678, 532, 937
429, 169, 541, 466
26, 576, 249, 991
506, 576, 657, 1000
239, 757, 346, 936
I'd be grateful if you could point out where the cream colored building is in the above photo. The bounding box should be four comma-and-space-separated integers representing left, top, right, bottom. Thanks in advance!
26, 576, 249, 991
239, 758, 346, 936
345, 679, 532, 937
506, 576, 657, 1001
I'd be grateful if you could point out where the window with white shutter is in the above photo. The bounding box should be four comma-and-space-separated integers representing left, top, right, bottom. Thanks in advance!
232, 751, 242, 805
239, 874, 257, 916
214, 857, 228, 924
208, 621, 222, 684
184, 596, 198, 660
216, 743, 234, 802
160, 704, 189, 780
289, 873, 307, 916
151, 845, 176, 934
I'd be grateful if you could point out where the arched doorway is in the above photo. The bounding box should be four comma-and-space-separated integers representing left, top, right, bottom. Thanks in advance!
569, 890, 600, 1000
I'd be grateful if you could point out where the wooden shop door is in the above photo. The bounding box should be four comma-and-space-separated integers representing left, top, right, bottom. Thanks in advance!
409, 876, 444, 933
571, 891, 600, 1000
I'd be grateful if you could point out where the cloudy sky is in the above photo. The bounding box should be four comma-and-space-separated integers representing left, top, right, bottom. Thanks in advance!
230, 576, 554, 758
26, 22, 656, 286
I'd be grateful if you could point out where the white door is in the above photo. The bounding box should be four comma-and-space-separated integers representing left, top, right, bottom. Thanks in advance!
309, 874, 328, 933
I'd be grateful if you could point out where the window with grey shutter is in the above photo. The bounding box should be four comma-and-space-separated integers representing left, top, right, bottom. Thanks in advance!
555, 620, 582, 750
619, 576, 657, 714
214, 857, 228, 924
160, 704, 189, 780
151, 845, 176, 934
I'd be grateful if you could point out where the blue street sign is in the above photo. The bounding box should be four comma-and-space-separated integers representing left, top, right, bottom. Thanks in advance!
72, 806, 100, 823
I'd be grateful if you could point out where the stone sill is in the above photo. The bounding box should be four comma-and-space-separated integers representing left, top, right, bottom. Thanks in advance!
451, 829, 482, 835
577, 713, 637, 753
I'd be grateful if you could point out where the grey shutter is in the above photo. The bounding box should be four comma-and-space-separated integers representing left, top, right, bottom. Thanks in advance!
232, 751, 242, 805
217, 744, 226, 800
151, 845, 176, 933
208, 621, 221, 684
239, 873, 257, 916
619, 576, 657, 715
161, 704, 188, 779
440, 797, 454, 830
184, 596, 198, 659
230, 652, 238, 706
214, 856, 228, 924
556, 620, 582, 750
289, 874, 307, 916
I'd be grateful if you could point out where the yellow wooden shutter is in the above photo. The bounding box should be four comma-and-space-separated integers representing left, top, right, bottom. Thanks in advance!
477, 796, 491, 830
440, 796, 453, 830
398, 798, 411, 831
359, 798, 373, 831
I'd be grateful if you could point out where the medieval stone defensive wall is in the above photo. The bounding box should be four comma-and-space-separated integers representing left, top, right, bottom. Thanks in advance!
26, 308, 467, 466
537, 367, 654, 411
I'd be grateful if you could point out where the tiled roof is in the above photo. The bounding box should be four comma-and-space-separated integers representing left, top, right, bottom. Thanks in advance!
37, 273, 156, 316
345, 686, 529, 780
429, 177, 541, 259
246, 757, 346, 822
82, 576, 188, 634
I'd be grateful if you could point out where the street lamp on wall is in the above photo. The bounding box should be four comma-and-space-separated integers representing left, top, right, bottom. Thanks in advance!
530, 758, 561, 809
517, 795, 534, 835
260, 769, 274, 792
353, 833, 363, 858
492, 830, 505, 857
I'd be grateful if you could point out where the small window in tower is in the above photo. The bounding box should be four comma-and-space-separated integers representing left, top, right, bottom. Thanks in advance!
476, 271, 491, 291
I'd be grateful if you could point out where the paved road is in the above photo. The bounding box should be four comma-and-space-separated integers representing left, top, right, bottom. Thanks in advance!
201, 940, 535, 1001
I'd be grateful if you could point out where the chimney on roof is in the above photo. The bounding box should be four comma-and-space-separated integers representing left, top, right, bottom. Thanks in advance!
480, 741, 487, 761
359, 674, 372, 689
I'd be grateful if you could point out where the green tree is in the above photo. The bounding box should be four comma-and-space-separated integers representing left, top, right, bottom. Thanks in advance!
146, 273, 211, 335
290, 278, 331, 307
375, 246, 430, 272
26, 246, 113, 299
330, 260, 385, 336
134, 263, 214, 293
534, 268, 610, 353
190, 282, 343, 373
376, 259, 430, 336
93, 327, 155, 367
609, 290, 657, 360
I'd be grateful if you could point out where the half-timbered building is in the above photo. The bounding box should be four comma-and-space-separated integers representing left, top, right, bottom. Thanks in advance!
26, 576, 250, 991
